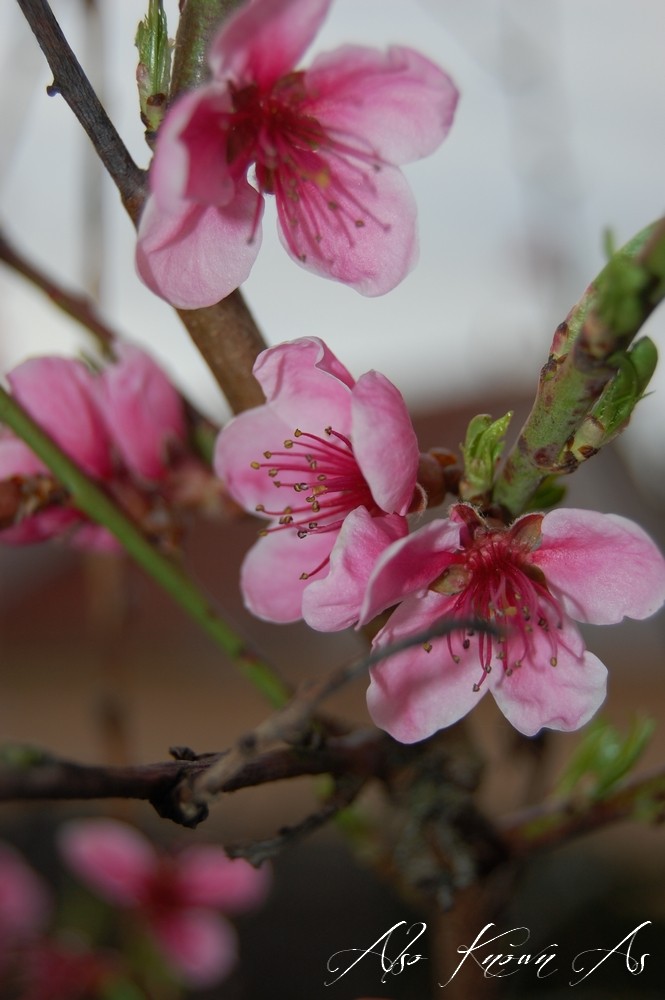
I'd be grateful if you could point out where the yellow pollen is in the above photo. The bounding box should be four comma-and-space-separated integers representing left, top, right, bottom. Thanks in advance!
250, 461, 260, 469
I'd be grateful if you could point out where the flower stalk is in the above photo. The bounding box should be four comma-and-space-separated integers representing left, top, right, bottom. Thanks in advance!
0, 385, 290, 708
494, 218, 665, 517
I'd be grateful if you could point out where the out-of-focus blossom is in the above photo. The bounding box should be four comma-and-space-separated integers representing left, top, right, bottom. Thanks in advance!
58, 819, 270, 988
214, 337, 421, 628
361, 504, 665, 740
0, 346, 198, 550
136, 0, 459, 308
0, 843, 51, 965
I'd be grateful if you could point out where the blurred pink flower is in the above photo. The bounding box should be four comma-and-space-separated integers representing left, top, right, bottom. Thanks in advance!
214, 337, 420, 628
361, 504, 665, 740
58, 819, 270, 988
136, 0, 459, 308
0, 843, 51, 951
0, 346, 187, 548
18, 941, 118, 1000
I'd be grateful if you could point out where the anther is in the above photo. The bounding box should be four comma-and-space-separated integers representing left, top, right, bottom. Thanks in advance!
255, 504, 265, 512
472, 683, 481, 693
550, 656, 557, 667
250, 461, 260, 469
462, 638, 470, 650
299, 572, 309, 580
268, 468, 278, 478
297, 529, 308, 539
294, 429, 303, 437
423, 642, 432, 653
293, 483, 308, 492
263, 451, 272, 459
284, 439, 293, 448
452, 654, 461, 664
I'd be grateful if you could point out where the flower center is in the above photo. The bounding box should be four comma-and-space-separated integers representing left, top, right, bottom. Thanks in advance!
250, 426, 377, 578
227, 75, 389, 256
431, 529, 564, 692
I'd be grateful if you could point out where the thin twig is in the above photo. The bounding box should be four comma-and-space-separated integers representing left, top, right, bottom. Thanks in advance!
16, 0, 146, 221
0, 226, 116, 355
500, 764, 665, 855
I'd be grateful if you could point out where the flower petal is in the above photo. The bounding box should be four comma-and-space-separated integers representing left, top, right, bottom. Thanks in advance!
253, 337, 355, 427
302, 507, 407, 631
214, 404, 296, 512
176, 848, 270, 912
367, 594, 486, 743
352, 371, 418, 514
360, 519, 462, 624
535, 508, 665, 625
150, 910, 237, 987
58, 820, 155, 907
490, 625, 608, 736
306, 44, 459, 164
136, 185, 263, 309
209, 0, 333, 89
240, 527, 336, 622
275, 159, 418, 296
8, 358, 112, 478
0, 844, 51, 938
150, 86, 235, 212
100, 344, 185, 481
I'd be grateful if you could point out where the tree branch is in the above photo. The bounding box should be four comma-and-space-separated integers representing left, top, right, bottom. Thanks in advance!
500, 764, 665, 855
16, 0, 146, 222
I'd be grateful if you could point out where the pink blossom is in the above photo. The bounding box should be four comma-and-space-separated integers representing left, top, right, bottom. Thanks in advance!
360, 504, 665, 740
0, 347, 187, 548
58, 819, 270, 988
136, 0, 459, 308
0, 843, 51, 945
214, 337, 420, 628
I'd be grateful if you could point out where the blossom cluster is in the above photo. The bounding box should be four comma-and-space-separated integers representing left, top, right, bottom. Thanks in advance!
0, 345, 213, 550
0, 822, 269, 996
216, 337, 665, 741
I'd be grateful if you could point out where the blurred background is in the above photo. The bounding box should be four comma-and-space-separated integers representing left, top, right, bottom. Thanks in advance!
1, 1, 665, 998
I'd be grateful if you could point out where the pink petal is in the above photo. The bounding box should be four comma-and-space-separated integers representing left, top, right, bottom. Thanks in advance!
150, 910, 237, 987
489, 625, 608, 736
100, 344, 185, 481
135, 185, 263, 309
359, 519, 462, 624
253, 337, 355, 428
302, 508, 407, 631
150, 86, 235, 212
0, 434, 46, 478
535, 508, 665, 625
276, 158, 418, 296
209, 0, 333, 89
240, 527, 336, 622
0, 508, 81, 546
58, 820, 155, 907
0, 843, 51, 938
8, 358, 112, 478
176, 848, 270, 912
367, 594, 486, 743
306, 44, 459, 164
351, 371, 418, 514
213, 404, 294, 511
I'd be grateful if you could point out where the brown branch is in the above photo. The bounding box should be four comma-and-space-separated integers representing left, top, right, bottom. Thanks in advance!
176, 292, 267, 412
0, 734, 386, 828
0, 226, 117, 354
500, 764, 665, 856
16, 0, 146, 222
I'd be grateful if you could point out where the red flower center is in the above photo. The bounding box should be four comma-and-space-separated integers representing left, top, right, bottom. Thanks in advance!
251, 426, 377, 578
431, 521, 564, 691
227, 74, 388, 257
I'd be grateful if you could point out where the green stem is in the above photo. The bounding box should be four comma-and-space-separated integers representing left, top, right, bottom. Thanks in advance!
494, 219, 665, 516
0, 387, 289, 708
501, 765, 665, 856
170, 0, 245, 97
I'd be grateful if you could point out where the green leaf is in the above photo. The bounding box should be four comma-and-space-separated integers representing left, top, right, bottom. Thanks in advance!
596, 230, 651, 337
522, 475, 566, 513
569, 337, 658, 458
459, 411, 512, 502
135, 0, 172, 135
556, 716, 655, 801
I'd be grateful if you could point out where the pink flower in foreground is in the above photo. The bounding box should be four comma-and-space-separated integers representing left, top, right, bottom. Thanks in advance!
136, 0, 459, 308
361, 504, 665, 740
0, 346, 187, 548
58, 820, 270, 988
214, 337, 421, 628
